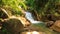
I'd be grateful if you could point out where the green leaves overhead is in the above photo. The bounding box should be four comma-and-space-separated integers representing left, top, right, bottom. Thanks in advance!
0, 0, 27, 16
1, 0, 27, 11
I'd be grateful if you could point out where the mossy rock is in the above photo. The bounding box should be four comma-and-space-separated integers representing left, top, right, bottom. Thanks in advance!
2, 18, 24, 34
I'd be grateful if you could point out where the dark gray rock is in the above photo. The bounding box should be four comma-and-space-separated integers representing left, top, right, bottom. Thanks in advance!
3, 18, 24, 34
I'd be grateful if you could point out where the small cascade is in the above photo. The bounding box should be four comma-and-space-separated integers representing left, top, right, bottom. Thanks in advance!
18, 6, 44, 24
25, 11, 43, 24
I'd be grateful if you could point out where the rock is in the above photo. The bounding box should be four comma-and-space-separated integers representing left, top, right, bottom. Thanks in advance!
46, 21, 54, 27
3, 18, 24, 34
50, 20, 60, 32
21, 31, 45, 34
19, 16, 31, 27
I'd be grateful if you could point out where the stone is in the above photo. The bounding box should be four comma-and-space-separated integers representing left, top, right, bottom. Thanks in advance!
3, 18, 24, 34
50, 20, 60, 32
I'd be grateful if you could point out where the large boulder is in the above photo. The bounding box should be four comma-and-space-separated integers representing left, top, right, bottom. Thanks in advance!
3, 18, 24, 34
50, 20, 60, 32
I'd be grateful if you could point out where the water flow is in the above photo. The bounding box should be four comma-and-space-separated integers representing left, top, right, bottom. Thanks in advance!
25, 11, 43, 24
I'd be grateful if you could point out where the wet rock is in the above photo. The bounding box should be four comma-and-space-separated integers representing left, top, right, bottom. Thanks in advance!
3, 18, 24, 34
50, 20, 60, 32
21, 31, 45, 34
46, 21, 54, 28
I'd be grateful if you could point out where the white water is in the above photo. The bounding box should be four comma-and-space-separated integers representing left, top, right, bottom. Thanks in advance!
25, 11, 43, 24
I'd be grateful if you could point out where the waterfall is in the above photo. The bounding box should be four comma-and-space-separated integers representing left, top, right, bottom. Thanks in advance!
25, 11, 43, 24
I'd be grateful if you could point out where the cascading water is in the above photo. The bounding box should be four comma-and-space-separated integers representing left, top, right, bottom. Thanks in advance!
25, 11, 43, 24
18, 6, 43, 24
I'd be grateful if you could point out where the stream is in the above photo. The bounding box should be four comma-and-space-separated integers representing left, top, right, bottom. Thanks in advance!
25, 11, 43, 24
0, 8, 59, 34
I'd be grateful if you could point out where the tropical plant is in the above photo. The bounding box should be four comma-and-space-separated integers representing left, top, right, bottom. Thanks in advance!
26, 0, 60, 21
0, 0, 27, 15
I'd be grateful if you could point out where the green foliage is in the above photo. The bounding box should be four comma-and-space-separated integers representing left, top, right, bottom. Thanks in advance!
26, 0, 35, 9
1, 0, 27, 10
26, 0, 60, 17
0, 0, 27, 16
